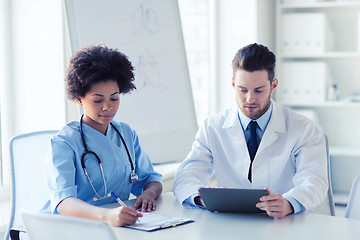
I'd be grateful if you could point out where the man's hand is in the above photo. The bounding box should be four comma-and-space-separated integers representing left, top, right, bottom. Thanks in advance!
194, 195, 206, 207
196, 185, 228, 207
256, 188, 294, 218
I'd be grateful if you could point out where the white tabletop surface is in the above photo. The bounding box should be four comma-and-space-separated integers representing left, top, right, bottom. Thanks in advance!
110, 192, 360, 240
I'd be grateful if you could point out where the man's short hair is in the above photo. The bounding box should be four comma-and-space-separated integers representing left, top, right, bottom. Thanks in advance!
231, 43, 276, 82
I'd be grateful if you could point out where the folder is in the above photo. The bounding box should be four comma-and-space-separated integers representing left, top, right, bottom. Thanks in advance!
281, 13, 333, 54
278, 61, 329, 103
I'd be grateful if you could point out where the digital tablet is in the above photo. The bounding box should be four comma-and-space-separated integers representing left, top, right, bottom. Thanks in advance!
198, 188, 269, 213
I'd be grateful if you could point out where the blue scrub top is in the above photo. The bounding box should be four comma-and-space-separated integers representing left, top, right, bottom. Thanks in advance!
44, 120, 162, 214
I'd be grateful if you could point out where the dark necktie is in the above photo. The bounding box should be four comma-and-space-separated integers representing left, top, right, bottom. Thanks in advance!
247, 120, 259, 182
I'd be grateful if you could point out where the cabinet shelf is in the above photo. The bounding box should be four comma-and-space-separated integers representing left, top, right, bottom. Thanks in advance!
280, 1, 360, 10
333, 191, 349, 206
330, 146, 360, 157
276, 0, 360, 204
280, 101, 360, 107
280, 52, 360, 59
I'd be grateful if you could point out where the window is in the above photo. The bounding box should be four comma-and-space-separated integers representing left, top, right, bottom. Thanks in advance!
0, 0, 4, 186
178, 0, 212, 125
1, 0, 66, 186
179, 0, 274, 124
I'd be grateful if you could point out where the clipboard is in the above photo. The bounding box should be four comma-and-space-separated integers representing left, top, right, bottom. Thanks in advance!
125, 212, 194, 232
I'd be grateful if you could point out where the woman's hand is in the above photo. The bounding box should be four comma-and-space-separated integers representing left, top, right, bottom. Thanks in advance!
133, 189, 157, 212
132, 181, 162, 212
57, 197, 142, 227
103, 206, 142, 227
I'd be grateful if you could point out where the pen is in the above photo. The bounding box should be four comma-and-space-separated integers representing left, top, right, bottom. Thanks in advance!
110, 191, 141, 223
110, 191, 127, 207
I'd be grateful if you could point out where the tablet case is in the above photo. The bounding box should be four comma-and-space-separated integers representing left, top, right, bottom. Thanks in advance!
198, 188, 269, 213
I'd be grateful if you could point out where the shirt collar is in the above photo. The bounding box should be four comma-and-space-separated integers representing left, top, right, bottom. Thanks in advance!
238, 101, 273, 131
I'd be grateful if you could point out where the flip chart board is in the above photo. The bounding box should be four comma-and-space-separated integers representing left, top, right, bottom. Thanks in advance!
64, 0, 197, 163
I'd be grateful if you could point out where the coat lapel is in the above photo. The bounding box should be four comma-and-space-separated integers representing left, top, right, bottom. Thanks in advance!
222, 108, 247, 148
258, 101, 287, 152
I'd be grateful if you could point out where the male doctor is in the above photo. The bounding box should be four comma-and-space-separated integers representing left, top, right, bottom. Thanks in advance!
173, 43, 328, 218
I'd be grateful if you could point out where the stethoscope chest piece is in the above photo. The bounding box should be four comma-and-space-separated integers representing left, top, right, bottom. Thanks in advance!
131, 171, 139, 183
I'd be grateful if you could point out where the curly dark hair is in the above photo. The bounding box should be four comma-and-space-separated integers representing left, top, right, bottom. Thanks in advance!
65, 45, 136, 100
232, 43, 276, 83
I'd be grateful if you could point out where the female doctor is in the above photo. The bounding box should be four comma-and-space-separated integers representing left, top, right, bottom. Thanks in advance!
45, 45, 162, 226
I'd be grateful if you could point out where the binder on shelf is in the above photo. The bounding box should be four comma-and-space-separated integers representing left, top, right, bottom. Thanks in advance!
281, 13, 334, 54
277, 61, 330, 103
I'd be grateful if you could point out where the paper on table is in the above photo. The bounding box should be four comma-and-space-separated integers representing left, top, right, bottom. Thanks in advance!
125, 212, 194, 232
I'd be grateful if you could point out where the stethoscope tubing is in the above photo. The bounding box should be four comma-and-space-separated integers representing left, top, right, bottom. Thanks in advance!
79, 115, 138, 201
80, 114, 135, 172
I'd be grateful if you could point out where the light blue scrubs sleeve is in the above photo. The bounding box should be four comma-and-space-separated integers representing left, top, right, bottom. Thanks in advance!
130, 129, 162, 197
285, 196, 305, 214
46, 138, 78, 213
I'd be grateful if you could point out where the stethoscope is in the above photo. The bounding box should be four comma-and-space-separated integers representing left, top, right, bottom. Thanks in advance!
80, 115, 139, 201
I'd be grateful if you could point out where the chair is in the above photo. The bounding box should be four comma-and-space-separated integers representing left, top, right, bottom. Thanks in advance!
311, 134, 336, 216
21, 211, 117, 240
4, 130, 58, 240
345, 175, 360, 219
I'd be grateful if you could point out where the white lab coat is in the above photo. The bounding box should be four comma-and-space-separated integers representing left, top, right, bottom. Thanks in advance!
173, 101, 328, 211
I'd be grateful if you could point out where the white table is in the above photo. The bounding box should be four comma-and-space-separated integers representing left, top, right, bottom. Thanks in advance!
111, 192, 360, 240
